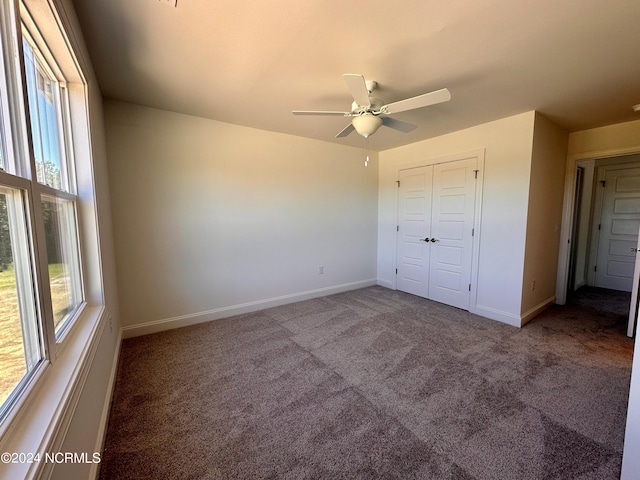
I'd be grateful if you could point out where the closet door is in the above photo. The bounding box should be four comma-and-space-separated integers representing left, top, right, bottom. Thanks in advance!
396, 166, 433, 297
428, 158, 477, 309
396, 158, 477, 310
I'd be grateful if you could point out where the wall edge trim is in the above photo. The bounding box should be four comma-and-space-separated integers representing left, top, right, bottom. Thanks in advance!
121, 279, 377, 338
520, 296, 556, 327
89, 328, 122, 479
473, 304, 522, 327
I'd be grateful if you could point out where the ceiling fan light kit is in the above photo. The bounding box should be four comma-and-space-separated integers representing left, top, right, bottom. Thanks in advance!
352, 114, 383, 138
293, 74, 451, 139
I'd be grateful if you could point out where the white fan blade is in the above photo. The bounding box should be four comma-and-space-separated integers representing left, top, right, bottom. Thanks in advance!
380, 88, 451, 114
382, 117, 417, 133
343, 74, 371, 108
335, 123, 355, 138
292, 110, 351, 116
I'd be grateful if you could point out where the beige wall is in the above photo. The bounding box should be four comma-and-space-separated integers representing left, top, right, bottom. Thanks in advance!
378, 111, 536, 325
105, 101, 379, 335
568, 119, 640, 159
520, 113, 568, 318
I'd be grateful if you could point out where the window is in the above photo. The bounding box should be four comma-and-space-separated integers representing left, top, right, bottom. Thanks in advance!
22, 36, 69, 191
40, 194, 82, 330
22, 30, 83, 335
0, 0, 87, 423
0, 186, 41, 412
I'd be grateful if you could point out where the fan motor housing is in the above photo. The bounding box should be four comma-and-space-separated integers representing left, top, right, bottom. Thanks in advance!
351, 97, 384, 114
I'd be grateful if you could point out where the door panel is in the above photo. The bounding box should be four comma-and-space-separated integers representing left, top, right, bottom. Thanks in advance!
595, 167, 640, 291
438, 245, 463, 265
612, 219, 640, 235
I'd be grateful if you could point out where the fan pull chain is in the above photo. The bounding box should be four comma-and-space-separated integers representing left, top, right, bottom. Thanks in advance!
364, 138, 369, 167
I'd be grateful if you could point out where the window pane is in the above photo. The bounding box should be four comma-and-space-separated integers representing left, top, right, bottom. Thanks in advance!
41, 195, 82, 332
0, 186, 41, 415
22, 39, 67, 191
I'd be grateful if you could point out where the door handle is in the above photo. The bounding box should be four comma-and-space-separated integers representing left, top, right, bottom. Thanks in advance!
422, 238, 430, 242
632, 248, 639, 252
430, 238, 439, 242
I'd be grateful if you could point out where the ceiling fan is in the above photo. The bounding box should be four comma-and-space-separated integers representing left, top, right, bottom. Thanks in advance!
292, 74, 451, 138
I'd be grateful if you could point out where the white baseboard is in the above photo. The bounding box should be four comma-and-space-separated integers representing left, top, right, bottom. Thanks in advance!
520, 296, 556, 326
376, 278, 394, 289
472, 304, 523, 328
90, 328, 122, 479
473, 296, 556, 328
122, 279, 378, 338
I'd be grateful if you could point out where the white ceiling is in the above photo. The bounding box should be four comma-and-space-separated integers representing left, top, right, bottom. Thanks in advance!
71, 0, 640, 152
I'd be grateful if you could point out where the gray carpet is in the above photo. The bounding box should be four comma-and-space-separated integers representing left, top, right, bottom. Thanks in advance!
99, 286, 633, 479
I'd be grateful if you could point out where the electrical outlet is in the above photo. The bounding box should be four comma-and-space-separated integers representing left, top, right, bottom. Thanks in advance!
318, 265, 324, 275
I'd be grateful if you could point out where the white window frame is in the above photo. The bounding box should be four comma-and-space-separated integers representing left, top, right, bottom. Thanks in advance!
0, 179, 46, 420
0, 0, 50, 427
19, 1, 86, 342
0, 6, 106, 476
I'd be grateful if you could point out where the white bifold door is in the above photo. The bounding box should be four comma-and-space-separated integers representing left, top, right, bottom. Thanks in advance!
396, 158, 477, 310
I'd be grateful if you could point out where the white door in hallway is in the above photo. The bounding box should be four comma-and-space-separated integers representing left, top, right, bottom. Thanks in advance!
396, 157, 477, 309
595, 167, 640, 292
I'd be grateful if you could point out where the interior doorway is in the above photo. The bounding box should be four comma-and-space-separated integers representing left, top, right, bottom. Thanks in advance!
566, 154, 640, 336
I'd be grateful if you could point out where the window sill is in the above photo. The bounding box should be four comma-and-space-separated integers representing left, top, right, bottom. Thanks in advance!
0, 305, 106, 479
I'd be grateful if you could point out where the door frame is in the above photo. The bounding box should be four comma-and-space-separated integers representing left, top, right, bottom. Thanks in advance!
567, 166, 584, 291
392, 149, 485, 314
557, 147, 640, 307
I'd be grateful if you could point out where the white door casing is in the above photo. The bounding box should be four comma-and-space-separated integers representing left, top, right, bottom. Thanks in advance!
594, 167, 640, 292
396, 157, 478, 310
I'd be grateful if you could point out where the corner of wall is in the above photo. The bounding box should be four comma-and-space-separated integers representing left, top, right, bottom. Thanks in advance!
521, 115, 568, 316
